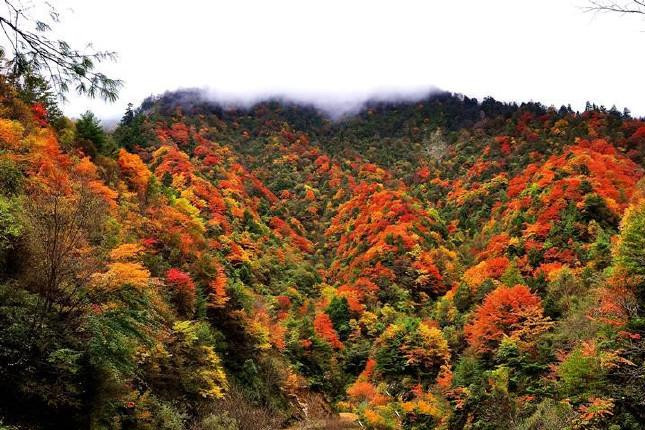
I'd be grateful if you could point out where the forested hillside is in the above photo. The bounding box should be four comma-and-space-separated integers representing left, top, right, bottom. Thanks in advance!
2, 78, 645, 429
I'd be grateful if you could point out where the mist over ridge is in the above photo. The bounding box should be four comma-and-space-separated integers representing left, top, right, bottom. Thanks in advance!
138, 85, 449, 120
134, 85, 640, 130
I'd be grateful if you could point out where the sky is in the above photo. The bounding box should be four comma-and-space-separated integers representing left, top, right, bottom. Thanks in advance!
51, 0, 645, 120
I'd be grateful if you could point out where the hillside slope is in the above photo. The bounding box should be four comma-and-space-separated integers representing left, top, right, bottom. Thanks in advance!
2, 82, 645, 429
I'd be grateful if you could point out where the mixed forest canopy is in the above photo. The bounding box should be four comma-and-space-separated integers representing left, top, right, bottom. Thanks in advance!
2, 73, 645, 429
2, 4, 645, 426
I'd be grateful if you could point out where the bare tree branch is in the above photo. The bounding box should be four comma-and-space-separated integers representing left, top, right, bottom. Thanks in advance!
585, 0, 645, 15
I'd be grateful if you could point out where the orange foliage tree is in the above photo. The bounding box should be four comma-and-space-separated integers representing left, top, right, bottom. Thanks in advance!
465, 284, 551, 354
314, 312, 343, 349
118, 149, 151, 196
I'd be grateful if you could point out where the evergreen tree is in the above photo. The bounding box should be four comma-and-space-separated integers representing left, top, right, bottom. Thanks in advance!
113, 105, 153, 150
75, 111, 113, 157
326, 296, 351, 340
616, 202, 645, 305
121, 103, 135, 126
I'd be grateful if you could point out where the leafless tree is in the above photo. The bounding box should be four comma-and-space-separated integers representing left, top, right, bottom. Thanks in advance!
23, 185, 106, 323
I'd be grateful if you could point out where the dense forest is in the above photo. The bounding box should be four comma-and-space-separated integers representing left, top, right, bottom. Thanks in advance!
2, 75, 645, 429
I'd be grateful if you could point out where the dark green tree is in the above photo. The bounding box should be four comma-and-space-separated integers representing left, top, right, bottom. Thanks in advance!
121, 103, 135, 126
113, 104, 155, 151
326, 296, 351, 340
75, 111, 113, 157
12, 73, 64, 128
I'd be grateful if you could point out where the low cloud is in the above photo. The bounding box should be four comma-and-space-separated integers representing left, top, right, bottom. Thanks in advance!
145, 85, 442, 121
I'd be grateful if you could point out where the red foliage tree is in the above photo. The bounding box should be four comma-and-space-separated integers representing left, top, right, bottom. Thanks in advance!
314, 312, 343, 350
465, 284, 551, 354
166, 268, 197, 315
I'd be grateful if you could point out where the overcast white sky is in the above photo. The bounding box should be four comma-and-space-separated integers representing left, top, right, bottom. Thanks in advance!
53, 0, 645, 120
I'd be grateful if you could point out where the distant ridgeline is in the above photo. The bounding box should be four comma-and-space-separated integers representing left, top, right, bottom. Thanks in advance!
1, 79, 645, 429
